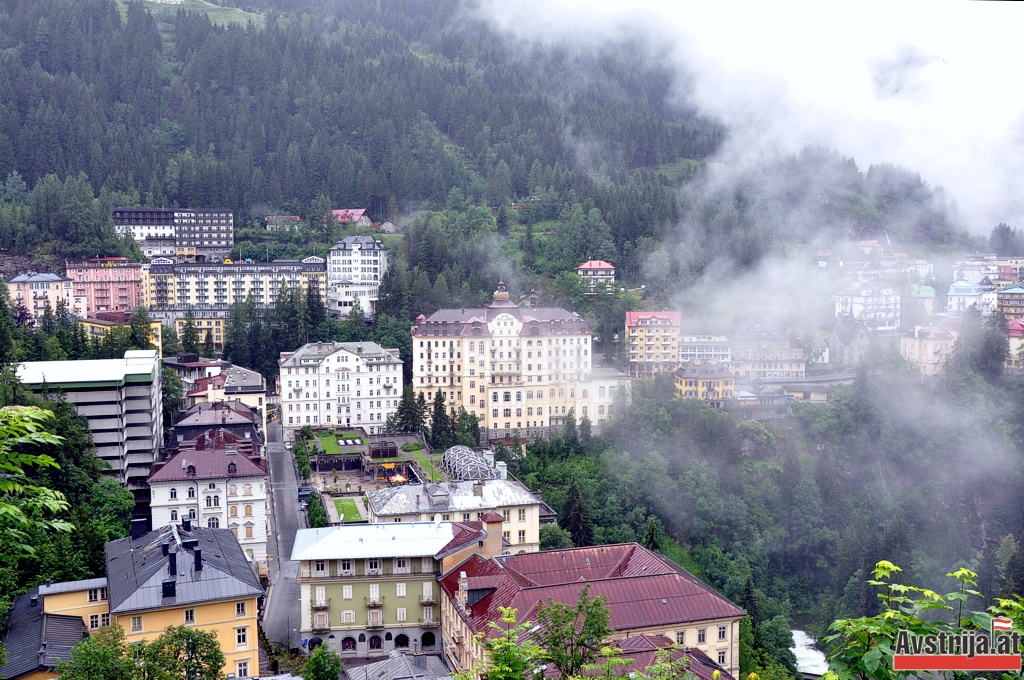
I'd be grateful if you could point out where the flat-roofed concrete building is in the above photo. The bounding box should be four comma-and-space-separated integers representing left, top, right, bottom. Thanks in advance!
16, 350, 163, 513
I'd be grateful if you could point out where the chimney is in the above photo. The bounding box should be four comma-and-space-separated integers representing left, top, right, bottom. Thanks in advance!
182, 515, 192, 531
195, 547, 203, 572
161, 540, 170, 556
495, 461, 508, 480
30, 594, 38, 607
130, 518, 147, 540
473, 481, 483, 496
169, 550, 177, 576
161, 579, 176, 599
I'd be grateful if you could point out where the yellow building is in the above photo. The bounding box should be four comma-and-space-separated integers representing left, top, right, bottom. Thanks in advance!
80, 316, 165, 356
412, 282, 620, 444
104, 521, 264, 678
673, 359, 735, 406
900, 326, 957, 376
146, 256, 326, 350
626, 311, 682, 378
6, 272, 81, 323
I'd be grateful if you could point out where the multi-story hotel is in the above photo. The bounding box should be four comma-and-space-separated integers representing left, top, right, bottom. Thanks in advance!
17, 350, 163, 513
679, 335, 732, 363
673, 359, 736, 406
625, 311, 682, 378
833, 282, 901, 333
5, 272, 80, 322
326, 235, 389, 317
113, 207, 234, 262
290, 519, 500, 660
412, 282, 611, 444
729, 324, 806, 380
279, 341, 404, 439
148, 447, 270, 563
65, 257, 146, 316
145, 256, 326, 350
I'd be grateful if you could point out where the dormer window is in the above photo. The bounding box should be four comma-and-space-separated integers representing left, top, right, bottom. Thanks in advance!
228, 463, 237, 474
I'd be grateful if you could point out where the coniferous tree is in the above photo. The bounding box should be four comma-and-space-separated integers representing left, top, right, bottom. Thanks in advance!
127, 307, 153, 350
562, 408, 578, 450
578, 413, 592, 449
429, 390, 453, 450
641, 516, 662, 551
306, 283, 326, 331
560, 476, 594, 547
203, 328, 214, 357
181, 307, 200, 355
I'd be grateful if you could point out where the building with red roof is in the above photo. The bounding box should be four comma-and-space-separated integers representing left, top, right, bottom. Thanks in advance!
540, 634, 735, 680
576, 260, 616, 291
625, 311, 682, 378
148, 446, 269, 564
439, 543, 744, 678
330, 208, 371, 226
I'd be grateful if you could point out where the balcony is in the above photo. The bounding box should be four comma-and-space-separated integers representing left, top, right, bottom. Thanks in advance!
418, 594, 437, 605
366, 620, 385, 629
419, 618, 440, 628
364, 596, 384, 608
311, 598, 331, 610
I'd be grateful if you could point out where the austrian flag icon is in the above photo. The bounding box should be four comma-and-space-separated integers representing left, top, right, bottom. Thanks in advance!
993, 618, 1014, 633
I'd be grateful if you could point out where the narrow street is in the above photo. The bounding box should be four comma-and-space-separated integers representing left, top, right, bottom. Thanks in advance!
262, 420, 305, 651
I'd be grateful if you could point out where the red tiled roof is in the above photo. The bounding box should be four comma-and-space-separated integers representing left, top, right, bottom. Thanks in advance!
177, 428, 256, 455
440, 544, 744, 639
480, 512, 505, 523
331, 209, 367, 223
625, 311, 681, 326
1008, 318, 1024, 337
576, 260, 615, 270
434, 521, 487, 558
148, 448, 266, 483
542, 635, 735, 680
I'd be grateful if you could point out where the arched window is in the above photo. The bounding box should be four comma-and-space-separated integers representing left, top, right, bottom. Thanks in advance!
207, 517, 219, 528
189, 508, 196, 519
582, 389, 587, 398
244, 505, 253, 516
599, 387, 606, 397
503, 392, 511, 402
208, 483, 216, 490
609, 386, 616, 397
187, 487, 195, 499
229, 485, 237, 496
170, 509, 178, 521
528, 407, 533, 416
243, 484, 252, 496
213, 496, 220, 507
369, 635, 382, 650
385, 632, 393, 641
422, 632, 436, 648
169, 488, 177, 499
394, 634, 409, 648
342, 637, 357, 651
491, 393, 498, 402
205, 496, 212, 507
527, 340, 533, 347
358, 634, 366, 643
516, 391, 522, 402
187, 465, 196, 475
230, 506, 238, 517
516, 408, 522, 417
527, 390, 533, 399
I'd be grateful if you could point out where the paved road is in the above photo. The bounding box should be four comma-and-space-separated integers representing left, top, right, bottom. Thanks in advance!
263, 420, 305, 650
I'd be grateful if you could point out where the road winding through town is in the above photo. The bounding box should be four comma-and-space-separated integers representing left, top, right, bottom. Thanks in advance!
262, 420, 304, 651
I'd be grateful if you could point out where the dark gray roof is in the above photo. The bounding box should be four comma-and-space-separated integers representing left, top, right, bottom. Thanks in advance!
330, 235, 387, 251
38, 577, 107, 596
105, 525, 263, 615
0, 587, 89, 678
346, 650, 452, 680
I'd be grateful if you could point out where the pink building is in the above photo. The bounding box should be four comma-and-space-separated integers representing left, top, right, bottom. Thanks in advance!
65, 257, 146, 317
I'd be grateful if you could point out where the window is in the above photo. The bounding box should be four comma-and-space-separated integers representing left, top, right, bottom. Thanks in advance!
88, 587, 107, 602
184, 609, 195, 624
131, 616, 143, 632
236, 627, 248, 649
422, 556, 433, 572
367, 558, 381, 574
236, 602, 247, 617
502, 509, 511, 522
244, 505, 253, 516
396, 583, 406, 597
230, 506, 238, 517
237, 660, 249, 678
315, 560, 326, 574
343, 585, 353, 599
171, 509, 178, 521
90, 614, 100, 630
207, 517, 219, 528
718, 651, 727, 665
394, 557, 409, 573
169, 487, 177, 499
396, 607, 407, 622
341, 610, 356, 623
676, 631, 685, 645
187, 487, 195, 498
340, 559, 352, 574
503, 531, 510, 541
718, 626, 727, 641
245, 525, 253, 539
518, 530, 526, 544
518, 508, 526, 521
698, 629, 707, 644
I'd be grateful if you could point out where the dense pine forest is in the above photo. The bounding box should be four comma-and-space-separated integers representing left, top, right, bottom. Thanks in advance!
2, 1, 1023, 678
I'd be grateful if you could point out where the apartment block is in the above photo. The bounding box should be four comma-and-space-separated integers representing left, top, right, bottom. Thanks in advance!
65, 257, 146, 316
291, 519, 499, 660
6, 272, 80, 322
900, 326, 957, 376
673, 360, 735, 406
148, 448, 270, 563
105, 522, 263, 679
729, 325, 805, 380
17, 350, 163, 512
833, 282, 901, 333
626, 311, 682, 378
412, 282, 617, 444
327, 235, 389, 317
113, 207, 234, 262
146, 256, 326, 349
679, 335, 731, 363
279, 341, 403, 438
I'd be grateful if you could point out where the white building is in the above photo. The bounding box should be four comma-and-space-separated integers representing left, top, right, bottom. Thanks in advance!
679, 335, 732, 363
575, 260, 616, 291
147, 448, 270, 563
834, 283, 901, 333
279, 341, 404, 439
946, 280, 986, 316
327, 236, 389, 317
17, 350, 163, 512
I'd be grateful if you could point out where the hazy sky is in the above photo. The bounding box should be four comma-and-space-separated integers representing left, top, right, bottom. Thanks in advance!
476, 1, 1024, 233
